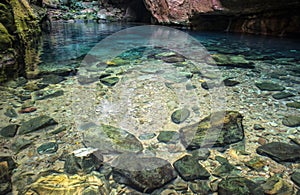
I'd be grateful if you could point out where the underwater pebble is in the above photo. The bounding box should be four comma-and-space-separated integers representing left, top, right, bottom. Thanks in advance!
37, 142, 58, 154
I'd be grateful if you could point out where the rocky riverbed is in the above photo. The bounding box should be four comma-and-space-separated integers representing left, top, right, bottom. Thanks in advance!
1, 33, 300, 194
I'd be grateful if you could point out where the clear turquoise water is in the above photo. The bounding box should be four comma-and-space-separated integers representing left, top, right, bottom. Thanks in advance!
40, 21, 300, 67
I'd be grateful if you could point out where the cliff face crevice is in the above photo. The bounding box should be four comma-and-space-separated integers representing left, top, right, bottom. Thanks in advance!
143, 0, 300, 36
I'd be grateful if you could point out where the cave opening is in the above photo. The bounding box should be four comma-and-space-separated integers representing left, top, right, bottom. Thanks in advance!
123, 0, 152, 23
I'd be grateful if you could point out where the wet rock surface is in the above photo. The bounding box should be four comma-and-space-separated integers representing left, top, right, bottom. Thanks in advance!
291, 171, 300, 187
171, 108, 190, 124
180, 111, 244, 150
256, 142, 300, 163
0, 124, 18, 138
112, 154, 177, 193
18, 115, 58, 135
83, 124, 143, 154
218, 177, 263, 195
282, 115, 300, 127
64, 148, 103, 175
173, 155, 210, 181
255, 82, 285, 91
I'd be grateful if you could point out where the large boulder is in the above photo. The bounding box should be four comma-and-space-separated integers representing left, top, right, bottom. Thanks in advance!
143, 0, 300, 36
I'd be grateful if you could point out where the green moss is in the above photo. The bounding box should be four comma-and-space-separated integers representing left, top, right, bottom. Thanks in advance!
10, 0, 41, 77
0, 22, 13, 50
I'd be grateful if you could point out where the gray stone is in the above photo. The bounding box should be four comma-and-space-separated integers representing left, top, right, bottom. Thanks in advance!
33, 89, 64, 100
180, 111, 244, 150
282, 115, 300, 127
18, 115, 58, 135
157, 131, 179, 143
39, 74, 65, 85
286, 101, 300, 109
0, 124, 18, 137
11, 138, 33, 153
162, 55, 185, 63
64, 150, 103, 175
189, 181, 211, 195
4, 107, 17, 118
173, 155, 210, 181
112, 154, 177, 193
213, 156, 237, 177
100, 76, 119, 86
223, 78, 240, 87
171, 108, 190, 124
255, 82, 285, 91
291, 171, 300, 187
138, 133, 156, 140
189, 148, 211, 160
212, 54, 255, 69
253, 124, 265, 130
256, 142, 300, 163
272, 92, 295, 99
218, 177, 263, 195
37, 142, 58, 154
83, 124, 143, 154
50, 126, 67, 135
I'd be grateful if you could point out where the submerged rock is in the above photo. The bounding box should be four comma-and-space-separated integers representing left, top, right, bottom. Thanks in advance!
245, 156, 266, 171
18, 115, 58, 135
272, 92, 295, 99
0, 124, 18, 137
291, 171, 300, 187
0, 156, 16, 195
157, 131, 179, 143
83, 124, 143, 154
282, 115, 300, 127
255, 82, 285, 91
37, 142, 58, 154
218, 177, 263, 195
261, 175, 294, 195
286, 101, 300, 109
4, 107, 17, 118
253, 124, 265, 130
213, 156, 237, 177
100, 76, 119, 86
173, 155, 210, 181
11, 138, 33, 153
180, 111, 244, 150
223, 78, 240, 87
212, 54, 255, 69
32, 89, 64, 100
112, 154, 177, 193
256, 142, 300, 163
189, 181, 212, 194
25, 173, 110, 195
39, 74, 65, 85
64, 148, 103, 175
171, 108, 190, 124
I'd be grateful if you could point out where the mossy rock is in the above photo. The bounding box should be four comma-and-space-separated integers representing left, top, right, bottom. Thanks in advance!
0, 22, 13, 51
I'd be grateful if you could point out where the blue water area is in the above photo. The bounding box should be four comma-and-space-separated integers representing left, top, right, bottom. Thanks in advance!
40, 21, 300, 66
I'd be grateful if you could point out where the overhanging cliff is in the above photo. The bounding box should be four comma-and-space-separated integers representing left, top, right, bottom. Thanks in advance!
143, 0, 300, 36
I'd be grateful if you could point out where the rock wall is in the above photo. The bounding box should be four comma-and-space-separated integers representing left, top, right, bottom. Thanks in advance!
0, 0, 44, 83
143, 0, 300, 36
